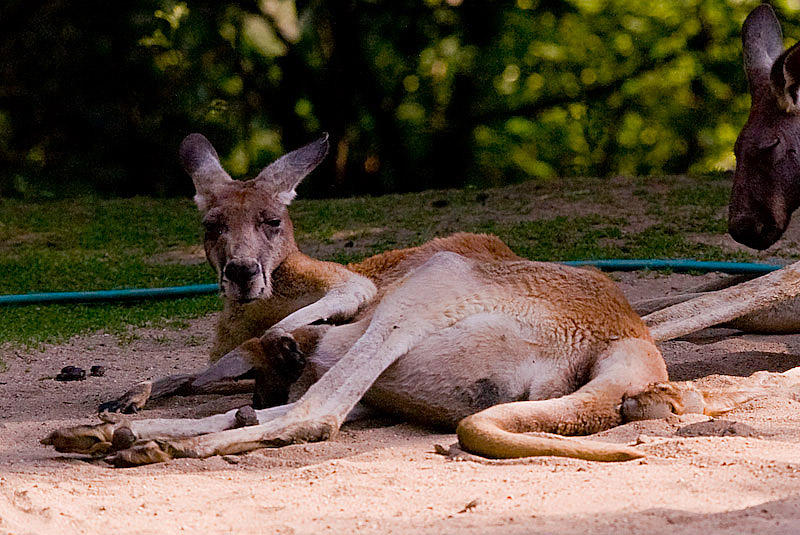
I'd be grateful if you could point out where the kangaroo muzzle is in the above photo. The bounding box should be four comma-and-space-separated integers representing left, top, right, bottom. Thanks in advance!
221, 258, 265, 301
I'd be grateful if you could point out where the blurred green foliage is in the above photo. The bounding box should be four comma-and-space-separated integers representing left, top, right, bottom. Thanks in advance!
2, 0, 800, 198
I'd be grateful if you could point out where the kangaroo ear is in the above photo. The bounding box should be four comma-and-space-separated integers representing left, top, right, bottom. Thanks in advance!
179, 133, 232, 211
254, 134, 329, 205
773, 43, 800, 112
743, 4, 784, 97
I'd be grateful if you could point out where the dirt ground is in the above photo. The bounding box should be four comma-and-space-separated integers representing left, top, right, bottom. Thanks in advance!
3, 269, 800, 535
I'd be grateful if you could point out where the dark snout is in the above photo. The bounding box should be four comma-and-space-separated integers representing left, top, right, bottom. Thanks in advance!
224, 260, 261, 284
222, 259, 265, 301
728, 165, 790, 250
728, 213, 785, 250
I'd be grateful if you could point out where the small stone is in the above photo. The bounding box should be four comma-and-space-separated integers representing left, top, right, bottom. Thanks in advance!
112, 427, 136, 450
235, 406, 259, 428
676, 419, 758, 438
55, 366, 86, 381
90, 365, 106, 377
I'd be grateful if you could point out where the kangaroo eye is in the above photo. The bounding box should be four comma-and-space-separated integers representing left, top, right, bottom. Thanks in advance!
759, 138, 780, 151
263, 218, 281, 228
203, 220, 226, 236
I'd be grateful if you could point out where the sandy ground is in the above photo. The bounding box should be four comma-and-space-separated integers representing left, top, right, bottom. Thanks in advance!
3, 270, 800, 535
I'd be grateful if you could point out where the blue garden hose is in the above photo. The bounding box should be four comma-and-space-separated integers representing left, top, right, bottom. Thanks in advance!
562, 259, 783, 274
0, 284, 219, 306
0, 259, 784, 306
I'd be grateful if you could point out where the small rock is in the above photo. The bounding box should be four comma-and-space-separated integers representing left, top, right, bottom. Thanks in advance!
676, 419, 758, 438
235, 406, 259, 428
457, 499, 480, 513
112, 427, 136, 450
90, 365, 106, 377
55, 366, 86, 382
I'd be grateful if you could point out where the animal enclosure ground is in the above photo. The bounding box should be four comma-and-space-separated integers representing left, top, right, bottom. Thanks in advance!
4, 175, 800, 533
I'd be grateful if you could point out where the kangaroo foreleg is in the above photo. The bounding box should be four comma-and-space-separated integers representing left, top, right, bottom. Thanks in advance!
97, 339, 265, 413
270, 272, 376, 334
99, 325, 325, 413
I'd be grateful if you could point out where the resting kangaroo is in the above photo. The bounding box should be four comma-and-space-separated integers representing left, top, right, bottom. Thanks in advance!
41, 133, 800, 466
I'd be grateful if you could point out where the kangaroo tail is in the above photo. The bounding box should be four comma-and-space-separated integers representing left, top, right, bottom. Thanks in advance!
456, 338, 666, 462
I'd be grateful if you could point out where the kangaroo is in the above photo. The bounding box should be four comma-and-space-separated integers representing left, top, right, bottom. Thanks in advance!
633, 4, 800, 334
41, 133, 800, 466
730, 4, 800, 250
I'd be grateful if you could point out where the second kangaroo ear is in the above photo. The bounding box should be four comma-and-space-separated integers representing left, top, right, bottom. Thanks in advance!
254, 134, 329, 205
743, 4, 784, 97
773, 43, 800, 112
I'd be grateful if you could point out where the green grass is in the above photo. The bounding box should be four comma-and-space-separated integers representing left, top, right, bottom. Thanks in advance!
0, 197, 216, 349
0, 174, 756, 354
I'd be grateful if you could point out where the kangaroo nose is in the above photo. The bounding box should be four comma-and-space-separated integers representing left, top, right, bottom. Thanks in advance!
224, 260, 262, 285
728, 215, 782, 250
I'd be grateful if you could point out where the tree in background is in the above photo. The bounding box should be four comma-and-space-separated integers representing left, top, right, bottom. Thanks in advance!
1, 0, 798, 198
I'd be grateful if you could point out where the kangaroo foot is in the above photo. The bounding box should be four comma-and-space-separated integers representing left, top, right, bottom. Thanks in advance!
621, 382, 705, 422
105, 416, 338, 466
105, 440, 178, 467
41, 416, 135, 456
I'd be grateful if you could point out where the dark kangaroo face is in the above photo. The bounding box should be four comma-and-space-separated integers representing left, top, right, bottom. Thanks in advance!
180, 133, 328, 302
730, 5, 800, 250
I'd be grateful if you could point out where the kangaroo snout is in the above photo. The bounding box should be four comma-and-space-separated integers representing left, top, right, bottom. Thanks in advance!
728, 213, 784, 250
222, 259, 266, 301
223, 259, 262, 285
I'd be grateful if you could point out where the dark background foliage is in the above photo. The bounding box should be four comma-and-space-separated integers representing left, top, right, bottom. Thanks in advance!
1, 0, 798, 199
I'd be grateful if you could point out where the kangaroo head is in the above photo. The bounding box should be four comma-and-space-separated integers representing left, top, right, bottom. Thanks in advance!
180, 133, 329, 302
730, 4, 800, 250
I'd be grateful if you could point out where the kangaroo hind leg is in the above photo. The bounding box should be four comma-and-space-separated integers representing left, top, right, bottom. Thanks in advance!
456, 337, 667, 462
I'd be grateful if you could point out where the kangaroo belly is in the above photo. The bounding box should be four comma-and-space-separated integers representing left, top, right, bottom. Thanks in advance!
311, 312, 583, 429
305, 255, 646, 429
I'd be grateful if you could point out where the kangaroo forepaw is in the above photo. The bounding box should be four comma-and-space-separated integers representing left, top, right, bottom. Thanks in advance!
260, 330, 307, 380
